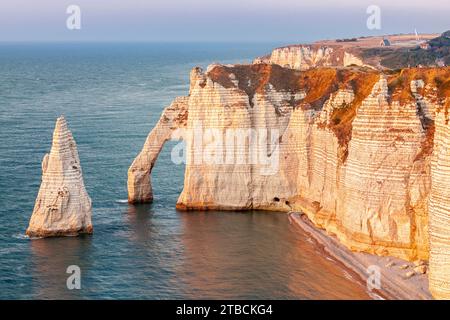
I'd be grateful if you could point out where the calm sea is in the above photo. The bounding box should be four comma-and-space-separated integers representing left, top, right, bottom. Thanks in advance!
0, 42, 371, 299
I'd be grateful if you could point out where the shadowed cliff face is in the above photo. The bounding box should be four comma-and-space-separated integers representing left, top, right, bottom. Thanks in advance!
128, 64, 450, 299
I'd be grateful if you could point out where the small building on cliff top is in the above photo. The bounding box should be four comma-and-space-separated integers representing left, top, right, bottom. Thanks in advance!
380, 38, 391, 46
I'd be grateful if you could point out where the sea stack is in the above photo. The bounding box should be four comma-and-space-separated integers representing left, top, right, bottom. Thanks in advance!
26, 116, 93, 237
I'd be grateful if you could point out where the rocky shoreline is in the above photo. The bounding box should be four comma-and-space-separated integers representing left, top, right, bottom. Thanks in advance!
289, 212, 432, 300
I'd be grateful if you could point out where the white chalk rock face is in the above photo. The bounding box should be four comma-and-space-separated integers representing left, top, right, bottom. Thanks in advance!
268, 46, 335, 70
429, 106, 450, 299
265, 46, 372, 70
26, 116, 93, 237
128, 96, 189, 203
335, 77, 430, 259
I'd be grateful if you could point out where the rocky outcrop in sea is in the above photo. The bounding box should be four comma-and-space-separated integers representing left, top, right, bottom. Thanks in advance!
26, 116, 93, 237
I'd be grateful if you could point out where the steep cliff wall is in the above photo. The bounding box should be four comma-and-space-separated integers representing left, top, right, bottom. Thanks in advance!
177, 64, 305, 210
258, 44, 372, 70
264, 45, 342, 70
128, 64, 450, 298
302, 74, 431, 260
260, 45, 374, 70
429, 104, 450, 299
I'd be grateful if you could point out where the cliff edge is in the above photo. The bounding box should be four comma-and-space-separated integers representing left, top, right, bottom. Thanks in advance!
255, 32, 449, 70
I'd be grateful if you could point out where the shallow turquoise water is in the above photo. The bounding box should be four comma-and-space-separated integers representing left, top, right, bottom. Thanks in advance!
0, 43, 370, 299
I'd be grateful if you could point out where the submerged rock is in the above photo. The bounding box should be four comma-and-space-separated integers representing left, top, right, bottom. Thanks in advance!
26, 116, 92, 237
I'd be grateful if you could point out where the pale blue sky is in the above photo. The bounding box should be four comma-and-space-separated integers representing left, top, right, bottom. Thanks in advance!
0, 0, 448, 42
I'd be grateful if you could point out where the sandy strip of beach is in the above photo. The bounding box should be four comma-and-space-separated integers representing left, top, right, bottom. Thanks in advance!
289, 212, 432, 300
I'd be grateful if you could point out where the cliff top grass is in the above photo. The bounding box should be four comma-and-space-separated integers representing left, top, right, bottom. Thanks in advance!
207, 63, 380, 108
386, 67, 450, 105
208, 63, 303, 107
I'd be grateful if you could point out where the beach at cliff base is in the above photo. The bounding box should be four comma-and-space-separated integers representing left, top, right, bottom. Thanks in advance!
289, 212, 432, 300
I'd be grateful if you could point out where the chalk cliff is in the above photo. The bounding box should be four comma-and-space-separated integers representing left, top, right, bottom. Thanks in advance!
429, 104, 450, 299
26, 116, 93, 237
129, 64, 450, 298
259, 44, 368, 70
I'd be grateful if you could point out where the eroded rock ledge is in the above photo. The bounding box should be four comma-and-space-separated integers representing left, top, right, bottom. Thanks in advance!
128, 64, 450, 298
26, 116, 93, 237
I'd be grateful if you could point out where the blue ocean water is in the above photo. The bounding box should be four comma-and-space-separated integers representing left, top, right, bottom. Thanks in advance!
0, 43, 370, 299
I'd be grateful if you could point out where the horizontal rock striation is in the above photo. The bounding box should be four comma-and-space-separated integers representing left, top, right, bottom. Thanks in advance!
258, 45, 374, 70
429, 104, 450, 299
265, 45, 339, 70
317, 75, 430, 259
129, 64, 450, 298
128, 96, 188, 203
26, 116, 92, 237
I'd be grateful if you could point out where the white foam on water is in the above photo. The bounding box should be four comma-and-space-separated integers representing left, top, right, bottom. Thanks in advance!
27, 236, 43, 240
12, 233, 29, 240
